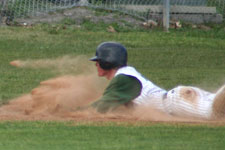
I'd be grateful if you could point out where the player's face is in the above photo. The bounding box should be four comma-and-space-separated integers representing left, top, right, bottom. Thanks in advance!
95, 62, 109, 77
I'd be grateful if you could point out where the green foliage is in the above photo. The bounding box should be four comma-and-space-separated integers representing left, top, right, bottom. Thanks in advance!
7, 0, 31, 18
88, 0, 106, 4
207, 0, 225, 17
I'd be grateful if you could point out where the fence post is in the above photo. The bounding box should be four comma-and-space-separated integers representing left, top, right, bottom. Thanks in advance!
163, 0, 170, 32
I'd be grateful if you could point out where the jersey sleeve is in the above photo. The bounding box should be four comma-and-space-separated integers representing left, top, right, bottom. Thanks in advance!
91, 74, 142, 113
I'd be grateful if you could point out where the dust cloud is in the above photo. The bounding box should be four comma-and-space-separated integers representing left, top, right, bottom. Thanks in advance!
1, 56, 108, 121
10, 55, 96, 75
0, 75, 106, 121
0, 56, 224, 125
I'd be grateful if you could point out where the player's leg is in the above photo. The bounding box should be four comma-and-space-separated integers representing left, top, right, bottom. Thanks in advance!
211, 85, 225, 119
163, 86, 215, 119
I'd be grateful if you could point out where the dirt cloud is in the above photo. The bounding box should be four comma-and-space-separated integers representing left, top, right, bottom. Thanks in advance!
0, 56, 224, 125
10, 55, 96, 75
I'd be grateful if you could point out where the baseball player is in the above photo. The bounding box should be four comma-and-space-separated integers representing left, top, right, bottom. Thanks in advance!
89, 41, 225, 120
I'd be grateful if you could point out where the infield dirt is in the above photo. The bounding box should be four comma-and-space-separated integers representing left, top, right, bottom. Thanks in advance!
1, 57, 225, 125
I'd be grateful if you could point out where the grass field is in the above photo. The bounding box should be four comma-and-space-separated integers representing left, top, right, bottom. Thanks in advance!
0, 19, 225, 149
0, 121, 225, 150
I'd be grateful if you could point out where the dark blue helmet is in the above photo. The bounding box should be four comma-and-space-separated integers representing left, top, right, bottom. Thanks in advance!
90, 42, 127, 70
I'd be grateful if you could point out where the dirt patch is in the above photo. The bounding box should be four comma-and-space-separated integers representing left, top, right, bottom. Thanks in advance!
14, 7, 144, 27
1, 80, 225, 125
1, 56, 225, 126
0, 75, 104, 121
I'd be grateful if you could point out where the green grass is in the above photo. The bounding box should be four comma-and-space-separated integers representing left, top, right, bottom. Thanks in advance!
0, 121, 224, 150
0, 21, 225, 150
0, 23, 224, 101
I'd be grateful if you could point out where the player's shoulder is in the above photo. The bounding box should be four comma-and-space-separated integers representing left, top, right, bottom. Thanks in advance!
113, 74, 139, 83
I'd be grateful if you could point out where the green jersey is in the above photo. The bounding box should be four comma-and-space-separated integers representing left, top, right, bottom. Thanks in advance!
92, 74, 142, 113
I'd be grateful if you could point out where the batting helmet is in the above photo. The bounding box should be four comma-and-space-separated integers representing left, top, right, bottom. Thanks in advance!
90, 42, 127, 70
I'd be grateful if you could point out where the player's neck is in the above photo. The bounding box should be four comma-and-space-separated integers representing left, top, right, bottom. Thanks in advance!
106, 69, 117, 80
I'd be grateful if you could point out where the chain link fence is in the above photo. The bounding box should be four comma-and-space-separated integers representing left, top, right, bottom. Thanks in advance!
0, 0, 224, 25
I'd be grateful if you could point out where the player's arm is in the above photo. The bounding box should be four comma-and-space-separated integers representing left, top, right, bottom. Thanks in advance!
91, 74, 142, 113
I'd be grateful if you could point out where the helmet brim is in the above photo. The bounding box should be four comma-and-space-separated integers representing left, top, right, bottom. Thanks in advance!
89, 56, 98, 61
